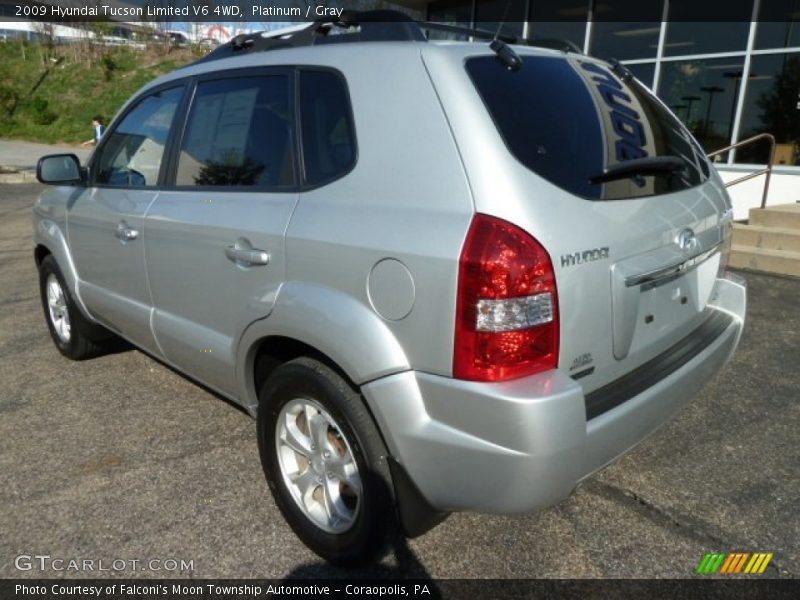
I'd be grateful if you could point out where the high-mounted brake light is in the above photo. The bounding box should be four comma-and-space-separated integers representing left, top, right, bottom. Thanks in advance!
454, 214, 559, 382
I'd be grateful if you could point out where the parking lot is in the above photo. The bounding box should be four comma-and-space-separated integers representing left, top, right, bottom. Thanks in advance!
1, 181, 797, 579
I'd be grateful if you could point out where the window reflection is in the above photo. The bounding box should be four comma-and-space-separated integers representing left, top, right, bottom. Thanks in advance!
427, 0, 472, 40
176, 76, 294, 188
755, 0, 800, 49
590, 0, 662, 62
529, 0, 588, 48
665, 0, 751, 55
528, 21, 587, 48
475, 0, 525, 38
95, 87, 182, 188
735, 53, 800, 165
663, 22, 750, 57
591, 22, 661, 61
623, 62, 656, 88
299, 71, 356, 185
658, 58, 745, 155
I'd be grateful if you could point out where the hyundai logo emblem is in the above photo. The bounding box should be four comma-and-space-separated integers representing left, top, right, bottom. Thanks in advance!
675, 228, 698, 253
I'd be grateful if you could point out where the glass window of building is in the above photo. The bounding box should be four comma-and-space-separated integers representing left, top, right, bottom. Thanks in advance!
735, 52, 800, 165
658, 57, 746, 155
755, 0, 800, 49
589, 1, 662, 61
527, 21, 587, 49
663, 22, 750, 57
427, 0, 473, 40
474, 0, 525, 38
623, 62, 656, 88
590, 22, 662, 61
528, 0, 588, 49
755, 22, 800, 51
664, 0, 750, 56
754, 0, 800, 50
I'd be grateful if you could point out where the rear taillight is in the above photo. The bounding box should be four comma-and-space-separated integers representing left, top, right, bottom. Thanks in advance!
454, 214, 559, 382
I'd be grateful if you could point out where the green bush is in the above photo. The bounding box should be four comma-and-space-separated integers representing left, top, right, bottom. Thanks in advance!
0, 42, 195, 143
101, 53, 117, 81
29, 97, 57, 125
0, 83, 19, 116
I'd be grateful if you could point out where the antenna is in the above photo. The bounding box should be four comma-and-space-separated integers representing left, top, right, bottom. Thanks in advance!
493, 0, 514, 41
490, 0, 522, 71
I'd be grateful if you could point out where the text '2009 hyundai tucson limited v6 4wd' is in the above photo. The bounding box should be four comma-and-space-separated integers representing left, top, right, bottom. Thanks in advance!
33, 13, 746, 565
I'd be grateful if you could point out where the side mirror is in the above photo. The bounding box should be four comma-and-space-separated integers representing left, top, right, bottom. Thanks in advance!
37, 154, 84, 185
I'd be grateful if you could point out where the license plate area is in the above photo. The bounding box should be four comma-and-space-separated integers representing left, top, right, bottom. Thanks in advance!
611, 249, 720, 360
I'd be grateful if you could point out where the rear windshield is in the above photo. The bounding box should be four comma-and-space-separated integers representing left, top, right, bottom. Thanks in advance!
466, 55, 709, 200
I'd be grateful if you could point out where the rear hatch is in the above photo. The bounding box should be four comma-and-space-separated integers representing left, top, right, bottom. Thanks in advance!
423, 46, 733, 397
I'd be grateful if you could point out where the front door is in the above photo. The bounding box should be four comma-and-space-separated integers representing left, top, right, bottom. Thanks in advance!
67, 85, 185, 355
145, 71, 298, 397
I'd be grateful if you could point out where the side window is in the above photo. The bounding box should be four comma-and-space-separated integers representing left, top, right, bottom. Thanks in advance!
299, 70, 356, 185
176, 75, 294, 187
94, 87, 183, 188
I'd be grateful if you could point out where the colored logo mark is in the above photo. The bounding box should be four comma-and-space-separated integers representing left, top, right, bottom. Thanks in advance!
696, 552, 773, 575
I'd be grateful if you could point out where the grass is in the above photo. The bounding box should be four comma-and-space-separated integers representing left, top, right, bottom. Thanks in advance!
0, 42, 198, 144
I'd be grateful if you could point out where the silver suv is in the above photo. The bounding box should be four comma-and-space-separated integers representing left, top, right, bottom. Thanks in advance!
34, 14, 746, 565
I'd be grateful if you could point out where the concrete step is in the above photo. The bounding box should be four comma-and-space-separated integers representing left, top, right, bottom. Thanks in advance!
733, 224, 800, 253
748, 203, 800, 230
729, 245, 800, 278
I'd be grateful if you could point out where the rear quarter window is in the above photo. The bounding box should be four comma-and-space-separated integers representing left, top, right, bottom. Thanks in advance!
298, 70, 356, 186
466, 54, 709, 200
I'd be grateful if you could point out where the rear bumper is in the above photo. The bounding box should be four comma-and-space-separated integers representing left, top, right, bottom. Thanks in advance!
361, 273, 746, 513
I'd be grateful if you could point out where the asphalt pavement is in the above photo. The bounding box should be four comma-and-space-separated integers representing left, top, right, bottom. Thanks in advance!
0, 181, 797, 580
0, 139, 91, 172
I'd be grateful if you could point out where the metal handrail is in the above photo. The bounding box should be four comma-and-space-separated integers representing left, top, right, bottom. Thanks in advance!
707, 133, 776, 209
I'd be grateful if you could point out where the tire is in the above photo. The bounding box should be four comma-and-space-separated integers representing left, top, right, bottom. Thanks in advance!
38, 255, 114, 360
257, 357, 399, 565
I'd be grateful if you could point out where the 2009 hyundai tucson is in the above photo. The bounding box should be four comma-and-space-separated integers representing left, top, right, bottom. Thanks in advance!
33, 14, 746, 564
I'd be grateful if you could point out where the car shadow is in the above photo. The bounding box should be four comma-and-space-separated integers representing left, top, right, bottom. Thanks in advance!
99, 337, 134, 356
276, 470, 443, 597
279, 535, 442, 597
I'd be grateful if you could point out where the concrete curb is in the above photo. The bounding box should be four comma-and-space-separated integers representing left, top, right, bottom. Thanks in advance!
0, 167, 37, 184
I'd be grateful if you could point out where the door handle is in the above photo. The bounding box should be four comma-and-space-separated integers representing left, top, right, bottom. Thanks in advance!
115, 222, 139, 242
224, 245, 270, 266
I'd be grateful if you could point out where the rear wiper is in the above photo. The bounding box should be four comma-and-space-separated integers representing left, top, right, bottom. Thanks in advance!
589, 156, 686, 185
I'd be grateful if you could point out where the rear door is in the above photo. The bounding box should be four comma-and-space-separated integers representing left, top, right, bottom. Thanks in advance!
431, 49, 733, 395
145, 69, 298, 397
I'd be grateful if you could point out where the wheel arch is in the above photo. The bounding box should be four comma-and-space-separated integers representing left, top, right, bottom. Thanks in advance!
236, 281, 411, 414
238, 283, 448, 538
34, 243, 51, 266
249, 336, 351, 409
33, 220, 96, 322
246, 339, 445, 540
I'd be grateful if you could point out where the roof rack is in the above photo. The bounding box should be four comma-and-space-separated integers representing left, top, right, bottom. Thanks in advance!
190, 9, 583, 67
420, 23, 584, 54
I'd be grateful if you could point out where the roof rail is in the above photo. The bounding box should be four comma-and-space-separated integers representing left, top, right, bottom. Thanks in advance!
189, 9, 583, 67
420, 22, 583, 54
191, 10, 423, 65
